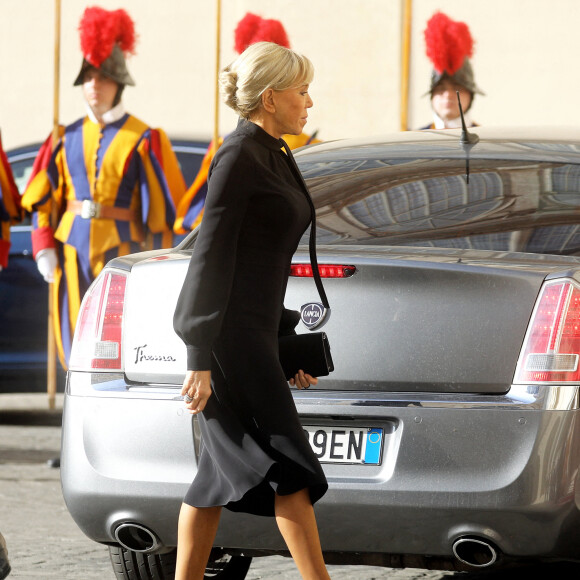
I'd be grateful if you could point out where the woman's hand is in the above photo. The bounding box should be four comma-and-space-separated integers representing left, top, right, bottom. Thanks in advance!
289, 370, 318, 390
181, 370, 212, 414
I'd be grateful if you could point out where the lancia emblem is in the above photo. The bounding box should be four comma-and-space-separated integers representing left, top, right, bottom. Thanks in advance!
300, 302, 330, 330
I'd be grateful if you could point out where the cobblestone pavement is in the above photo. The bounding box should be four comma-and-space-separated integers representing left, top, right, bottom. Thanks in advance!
0, 393, 578, 579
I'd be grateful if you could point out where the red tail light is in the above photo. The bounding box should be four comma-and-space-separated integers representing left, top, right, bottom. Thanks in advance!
69, 270, 127, 371
290, 264, 356, 278
515, 279, 580, 383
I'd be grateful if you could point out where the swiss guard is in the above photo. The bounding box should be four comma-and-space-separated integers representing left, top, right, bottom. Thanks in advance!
420, 11, 484, 129
174, 12, 320, 235
22, 6, 186, 368
0, 132, 22, 271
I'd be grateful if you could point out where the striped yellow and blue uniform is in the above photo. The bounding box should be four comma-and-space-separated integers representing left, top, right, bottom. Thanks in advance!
22, 113, 186, 368
0, 132, 22, 268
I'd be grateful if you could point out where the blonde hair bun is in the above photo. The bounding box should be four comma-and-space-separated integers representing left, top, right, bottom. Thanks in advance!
219, 68, 239, 111
219, 41, 313, 119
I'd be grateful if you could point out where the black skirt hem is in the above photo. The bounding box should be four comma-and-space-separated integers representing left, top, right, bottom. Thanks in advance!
184, 462, 328, 518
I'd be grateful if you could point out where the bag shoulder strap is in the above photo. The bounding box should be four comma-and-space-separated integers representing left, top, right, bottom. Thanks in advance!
281, 141, 330, 309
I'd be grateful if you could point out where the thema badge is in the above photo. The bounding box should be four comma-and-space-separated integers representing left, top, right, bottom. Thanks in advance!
300, 302, 330, 330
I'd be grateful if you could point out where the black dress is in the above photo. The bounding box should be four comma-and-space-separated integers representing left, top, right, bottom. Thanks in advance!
173, 119, 328, 517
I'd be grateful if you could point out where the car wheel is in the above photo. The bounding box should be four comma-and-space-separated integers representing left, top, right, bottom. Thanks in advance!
109, 546, 252, 580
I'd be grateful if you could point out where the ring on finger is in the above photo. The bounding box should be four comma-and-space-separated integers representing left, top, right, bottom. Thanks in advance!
184, 394, 194, 403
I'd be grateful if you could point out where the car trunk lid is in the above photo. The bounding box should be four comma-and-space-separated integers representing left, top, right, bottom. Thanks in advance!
121, 246, 580, 393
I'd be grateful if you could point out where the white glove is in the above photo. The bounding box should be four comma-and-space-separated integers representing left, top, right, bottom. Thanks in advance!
36, 248, 58, 283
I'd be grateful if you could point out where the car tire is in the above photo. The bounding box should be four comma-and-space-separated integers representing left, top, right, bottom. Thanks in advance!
109, 546, 252, 580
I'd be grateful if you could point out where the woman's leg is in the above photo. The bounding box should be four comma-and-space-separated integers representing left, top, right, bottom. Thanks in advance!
275, 488, 331, 580
175, 503, 222, 580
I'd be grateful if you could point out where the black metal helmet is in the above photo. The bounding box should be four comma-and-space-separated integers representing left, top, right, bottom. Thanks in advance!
429, 58, 484, 97
73, 7, 136, 87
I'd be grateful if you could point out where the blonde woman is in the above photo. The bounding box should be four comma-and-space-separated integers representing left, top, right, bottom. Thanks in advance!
173, 42, 330, 579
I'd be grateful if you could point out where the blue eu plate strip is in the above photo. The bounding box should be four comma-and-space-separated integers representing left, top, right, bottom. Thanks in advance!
364, 428, 383, 464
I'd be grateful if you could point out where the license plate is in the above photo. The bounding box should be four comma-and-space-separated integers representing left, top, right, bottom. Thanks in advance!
303, 426, 384, 464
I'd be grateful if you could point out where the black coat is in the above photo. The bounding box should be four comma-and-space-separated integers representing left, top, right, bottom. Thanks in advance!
173, 119, 328, 516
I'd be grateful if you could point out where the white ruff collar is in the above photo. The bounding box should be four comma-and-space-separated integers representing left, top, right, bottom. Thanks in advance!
86, 101, 126, 125
433, 111, 473, 129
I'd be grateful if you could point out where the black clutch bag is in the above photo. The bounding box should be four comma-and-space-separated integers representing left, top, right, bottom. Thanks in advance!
278, 332, 334, 381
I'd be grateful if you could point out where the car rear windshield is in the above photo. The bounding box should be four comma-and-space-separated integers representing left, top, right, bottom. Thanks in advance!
301, 153, 580, 256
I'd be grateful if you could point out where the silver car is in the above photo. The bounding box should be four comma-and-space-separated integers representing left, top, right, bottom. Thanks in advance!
61, 127, 580, 579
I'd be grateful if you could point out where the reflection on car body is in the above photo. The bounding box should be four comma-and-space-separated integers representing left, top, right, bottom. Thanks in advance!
61, 127, 580, 579
301, 135, 580, 253
0, 139, 209, 392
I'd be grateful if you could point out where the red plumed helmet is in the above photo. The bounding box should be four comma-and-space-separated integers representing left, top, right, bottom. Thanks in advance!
234, 12, 290, 54
73, 6, 137, 87
424, 11, 483, 95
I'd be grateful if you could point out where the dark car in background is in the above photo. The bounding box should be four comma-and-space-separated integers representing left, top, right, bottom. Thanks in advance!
60, 127, 580, 579
0, 139, 209, 392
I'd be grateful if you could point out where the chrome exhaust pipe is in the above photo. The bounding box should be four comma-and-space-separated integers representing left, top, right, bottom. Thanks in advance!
452, 536, 498, 568
114, 522, 161, 553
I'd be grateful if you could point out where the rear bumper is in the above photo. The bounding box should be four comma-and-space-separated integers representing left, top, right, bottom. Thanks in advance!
61, 371, 580, 564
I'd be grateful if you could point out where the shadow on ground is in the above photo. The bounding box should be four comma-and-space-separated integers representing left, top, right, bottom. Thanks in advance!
0, 446, 59, 464
0, 409, 62, 427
